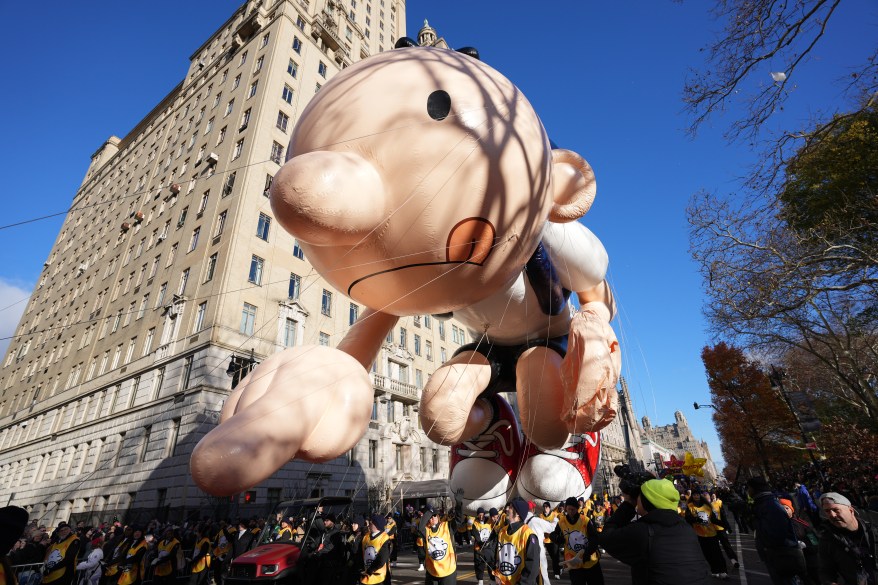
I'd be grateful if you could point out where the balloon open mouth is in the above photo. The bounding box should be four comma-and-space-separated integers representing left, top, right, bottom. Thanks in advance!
345, 217, 496, 296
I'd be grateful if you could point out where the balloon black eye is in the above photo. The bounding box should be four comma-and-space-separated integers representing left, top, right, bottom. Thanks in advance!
427, 90, 451, 121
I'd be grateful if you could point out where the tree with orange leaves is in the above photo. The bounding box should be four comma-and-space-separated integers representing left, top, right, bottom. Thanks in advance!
701, 342, 800, 480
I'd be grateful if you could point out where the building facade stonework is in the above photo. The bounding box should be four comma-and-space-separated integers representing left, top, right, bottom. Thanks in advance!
641, 411, 719, 481
0, 0, 477, 527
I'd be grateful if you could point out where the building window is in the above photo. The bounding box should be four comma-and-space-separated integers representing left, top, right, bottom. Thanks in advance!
319, 332, 330, 346
214, 210, 227, 237
415, 369, 423, 388
223, 171, 236, 196
194, 301, 207, 332
292, 37, 302, 53
441, 347, 447, 363
293, 240, 304, 259
188, 227, 200, 252
438, 320, 445, 340
248, 255, 264, 285
166, 418, 181, 457
321, 289, 332, 316
315, 83, 321, 93
432, 448, 439, 472
241, 303, 257, 335
296, 15, 305, 30
217, 126, 226, 144
399, 327, 407, 348
256, 213, 271, 240
277, 111, 289, 132
239, 50, 248, 66
424, 315, 432, 329
425, 340, 433, 361
318, 61, 327, 78
143, 328, 155, 356
288, 273, 301, 299
205, 252, 218, 282
225, 98, 235, 117
349, 303, 359, 325
241, 108, 251, 129
368, 439, 377, 468
282, 84, 294, 104
283, 318, 296, 347
232, 138, 244, 160
178, 268, 190, 295
414, 334, 421, 355
270, 141, 284, 164
413, 315, 421, 327
287, 59, 299, 78
198, 190, 210, 214
248, 80, 258, 98
261, 32, 270, 47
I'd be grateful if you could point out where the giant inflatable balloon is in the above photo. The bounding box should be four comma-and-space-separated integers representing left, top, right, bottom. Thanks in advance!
190, 39, 622, 512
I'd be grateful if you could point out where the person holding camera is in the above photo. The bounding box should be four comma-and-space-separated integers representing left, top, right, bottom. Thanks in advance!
599, 478, 710, 585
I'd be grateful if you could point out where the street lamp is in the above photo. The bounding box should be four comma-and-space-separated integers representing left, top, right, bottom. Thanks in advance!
693, 402, 716, 410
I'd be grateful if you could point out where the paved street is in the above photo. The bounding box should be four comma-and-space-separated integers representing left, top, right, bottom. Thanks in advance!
389, 531, 775, 585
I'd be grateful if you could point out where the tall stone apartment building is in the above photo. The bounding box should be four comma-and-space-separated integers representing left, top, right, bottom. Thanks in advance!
641, 411, 719, 481
0, 0, 478, 527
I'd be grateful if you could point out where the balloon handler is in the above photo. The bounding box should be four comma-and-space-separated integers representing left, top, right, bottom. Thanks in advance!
191, 35, 622, 512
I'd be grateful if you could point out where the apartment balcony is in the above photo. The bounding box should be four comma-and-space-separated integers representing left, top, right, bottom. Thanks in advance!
312, 12, 344, 52
370, 373, 419, 403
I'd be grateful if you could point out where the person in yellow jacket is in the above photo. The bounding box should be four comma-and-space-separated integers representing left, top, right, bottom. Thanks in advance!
471, 508, 494, 585
42, 523, 80, 585
360, 515, 392, 585
418, 504, 462, 585
558, 497, 602, 585
188, 525, 211, 585
151, 528, 180, 585
684, 490, 727, 578
413, 509, 426, 572
384, 513, 398, 568
493, 497, 541, 585
709, 492, 739, 569
116, 528, 148, 585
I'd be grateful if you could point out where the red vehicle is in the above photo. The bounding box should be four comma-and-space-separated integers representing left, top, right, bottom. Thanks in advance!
225, 496, 353, 585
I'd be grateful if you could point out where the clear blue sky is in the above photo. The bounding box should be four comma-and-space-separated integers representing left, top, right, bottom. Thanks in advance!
1, 0, 873, 473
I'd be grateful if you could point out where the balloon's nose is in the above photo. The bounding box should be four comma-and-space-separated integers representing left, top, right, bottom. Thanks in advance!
270, 150, 387, 246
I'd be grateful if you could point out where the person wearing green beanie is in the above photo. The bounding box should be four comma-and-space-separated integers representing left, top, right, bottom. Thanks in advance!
598, 479, 711, 584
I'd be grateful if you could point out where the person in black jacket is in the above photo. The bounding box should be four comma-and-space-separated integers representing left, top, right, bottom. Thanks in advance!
231, 520, 255, 559
747, 477, 807, 585
817, 492, 877, 585
599, 479, 710, 585
315, 514, 345, 585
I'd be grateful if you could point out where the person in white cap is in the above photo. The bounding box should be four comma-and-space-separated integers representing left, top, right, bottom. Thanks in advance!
818, 492, 876, 585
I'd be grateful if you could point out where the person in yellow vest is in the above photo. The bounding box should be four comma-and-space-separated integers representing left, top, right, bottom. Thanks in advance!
43, 522, 80, 585
413, 509, 426, 573
471, 508, 494, 585
188, 525, 211, 585
211, 521, 234, 585
360, 515, 391, 585
103, 526, 133, 585
1, 506, 29, 585
557, 497, 602, 585
116, 527, 148, 585
151, 527, 180, 585
709, 492, 739, 570
493, 497, 541, 585
418, 504, 461, 585
275, 518, 295, 542
538, 502, 562, 581
384, 513, 398, 568
684, 490, 727, 579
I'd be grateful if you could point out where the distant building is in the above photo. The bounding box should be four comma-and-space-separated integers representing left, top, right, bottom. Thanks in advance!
594, 377, 648, 497
641, 411, 719, 481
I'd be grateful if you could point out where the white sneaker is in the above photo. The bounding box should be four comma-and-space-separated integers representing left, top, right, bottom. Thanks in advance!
417, 564, 424, 572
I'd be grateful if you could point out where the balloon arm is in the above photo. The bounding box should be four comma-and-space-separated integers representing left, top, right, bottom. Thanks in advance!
576, 280, 616, 321
336, 308, 399, 369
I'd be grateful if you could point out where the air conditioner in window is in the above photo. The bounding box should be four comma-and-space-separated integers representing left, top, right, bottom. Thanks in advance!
170, 183, 182, 195
157, 234, 166, 243
121, 222, 131, 232
206, 152, 219, 166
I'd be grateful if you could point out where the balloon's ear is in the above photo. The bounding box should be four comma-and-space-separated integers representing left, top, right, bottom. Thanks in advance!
549, 149, 596, 223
